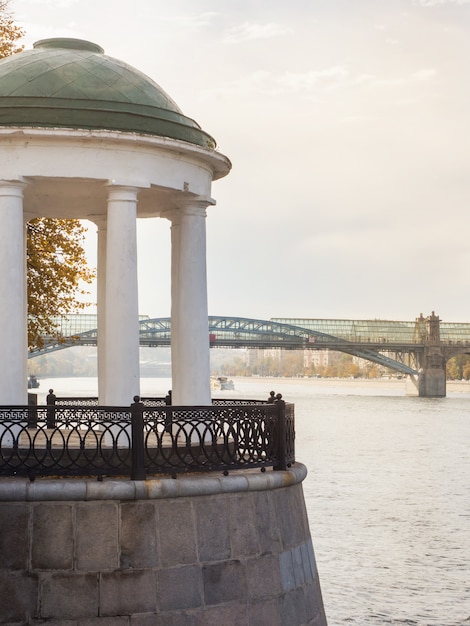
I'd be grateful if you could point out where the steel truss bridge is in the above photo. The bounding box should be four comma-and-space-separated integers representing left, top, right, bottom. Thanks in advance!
28, 314, 470, 377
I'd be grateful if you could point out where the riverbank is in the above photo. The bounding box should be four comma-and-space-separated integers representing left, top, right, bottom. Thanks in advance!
237, 375, 470, 387
28, 375, 470, 404
229, 375, 470, 397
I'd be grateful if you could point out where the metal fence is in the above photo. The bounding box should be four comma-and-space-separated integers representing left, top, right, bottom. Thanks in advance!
0, 399, 294, 479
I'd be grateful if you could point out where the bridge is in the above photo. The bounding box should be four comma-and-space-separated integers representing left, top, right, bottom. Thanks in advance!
29, 312, 470, 396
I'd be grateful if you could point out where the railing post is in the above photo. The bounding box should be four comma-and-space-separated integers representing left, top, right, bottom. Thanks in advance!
46, 389, 56, 429
27, 393, 38, 429
274, 396, 286, 471
164, 389, 172, 433
131, 396, 146, 480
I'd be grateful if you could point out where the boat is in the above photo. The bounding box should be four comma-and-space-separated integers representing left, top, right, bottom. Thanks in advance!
210, 376, 235, 391
27, 375, 40, 389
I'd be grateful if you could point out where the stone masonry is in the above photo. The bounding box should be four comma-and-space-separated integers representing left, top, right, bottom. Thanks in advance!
0, 465, 327, 625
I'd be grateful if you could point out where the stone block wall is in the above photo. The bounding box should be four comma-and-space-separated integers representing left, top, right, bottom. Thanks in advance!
0, 465, 327, 625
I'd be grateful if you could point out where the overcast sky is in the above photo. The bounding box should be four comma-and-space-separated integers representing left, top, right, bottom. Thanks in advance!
12, 0, 470, 322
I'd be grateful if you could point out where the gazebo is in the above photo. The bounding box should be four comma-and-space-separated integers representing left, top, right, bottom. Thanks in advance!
0, 37, 231, 406
0, 39, 327, 626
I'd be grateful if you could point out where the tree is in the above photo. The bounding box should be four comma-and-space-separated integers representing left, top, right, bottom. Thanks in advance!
446, 354, 470, 380
27, 219, 95, 348
1, 3, 95, 349
0, 0, 24, 58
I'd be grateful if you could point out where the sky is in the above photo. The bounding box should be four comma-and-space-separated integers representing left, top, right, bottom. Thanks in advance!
11, 0, 470, 323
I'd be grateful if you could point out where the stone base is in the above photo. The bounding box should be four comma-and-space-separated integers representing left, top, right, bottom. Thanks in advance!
0, 465, 327, 625
418, 368, 446, 397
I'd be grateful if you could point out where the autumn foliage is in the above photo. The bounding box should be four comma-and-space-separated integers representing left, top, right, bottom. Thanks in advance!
0, 0, 23, 58
27, 219, 95, 348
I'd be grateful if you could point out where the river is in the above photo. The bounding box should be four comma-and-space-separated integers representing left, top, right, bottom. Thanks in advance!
33, 376, 470, 626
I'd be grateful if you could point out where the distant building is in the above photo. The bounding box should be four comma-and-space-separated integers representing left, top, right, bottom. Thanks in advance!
303, 349, 342, 369
247, 347, 282, 366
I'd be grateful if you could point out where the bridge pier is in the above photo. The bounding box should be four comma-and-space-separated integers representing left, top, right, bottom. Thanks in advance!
418, 347, 447, 397
417, 312, 446, 397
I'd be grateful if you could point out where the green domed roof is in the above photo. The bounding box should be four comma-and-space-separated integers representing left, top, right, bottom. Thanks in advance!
0, 38, 215, 147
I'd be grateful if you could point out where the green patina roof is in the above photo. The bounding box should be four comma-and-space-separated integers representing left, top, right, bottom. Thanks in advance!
0, 38, 216, 147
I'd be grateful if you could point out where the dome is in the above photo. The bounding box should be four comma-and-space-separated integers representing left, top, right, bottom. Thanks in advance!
0, 38, 215, 147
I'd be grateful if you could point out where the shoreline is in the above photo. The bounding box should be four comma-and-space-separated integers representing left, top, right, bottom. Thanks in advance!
232, 375, 470, 393
29, 375, 470, 400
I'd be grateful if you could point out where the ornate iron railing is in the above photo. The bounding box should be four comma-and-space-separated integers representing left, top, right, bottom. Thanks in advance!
0, 399, 294, 479
53, 397, 269, 407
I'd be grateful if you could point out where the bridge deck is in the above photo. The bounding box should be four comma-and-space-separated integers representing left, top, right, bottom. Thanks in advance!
38, 314, 470, 346
27, 314, 470, 377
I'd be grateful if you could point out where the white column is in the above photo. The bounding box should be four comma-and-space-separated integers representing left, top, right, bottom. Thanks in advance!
95, 219, 107, 404
0, 180, 27, 404
170, 199, 212, 405
170, 211, 181, 400
103, 186, 140, 406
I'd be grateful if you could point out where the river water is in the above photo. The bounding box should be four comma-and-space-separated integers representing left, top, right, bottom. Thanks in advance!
33, 376, 470, 626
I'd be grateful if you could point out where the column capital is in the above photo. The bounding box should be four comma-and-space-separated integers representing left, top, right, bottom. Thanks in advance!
0, 178, 27, 198
165, 194, 215, 221
106, 184, 140, 203
88, 215, 107, 229
178, 194, 215, 211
